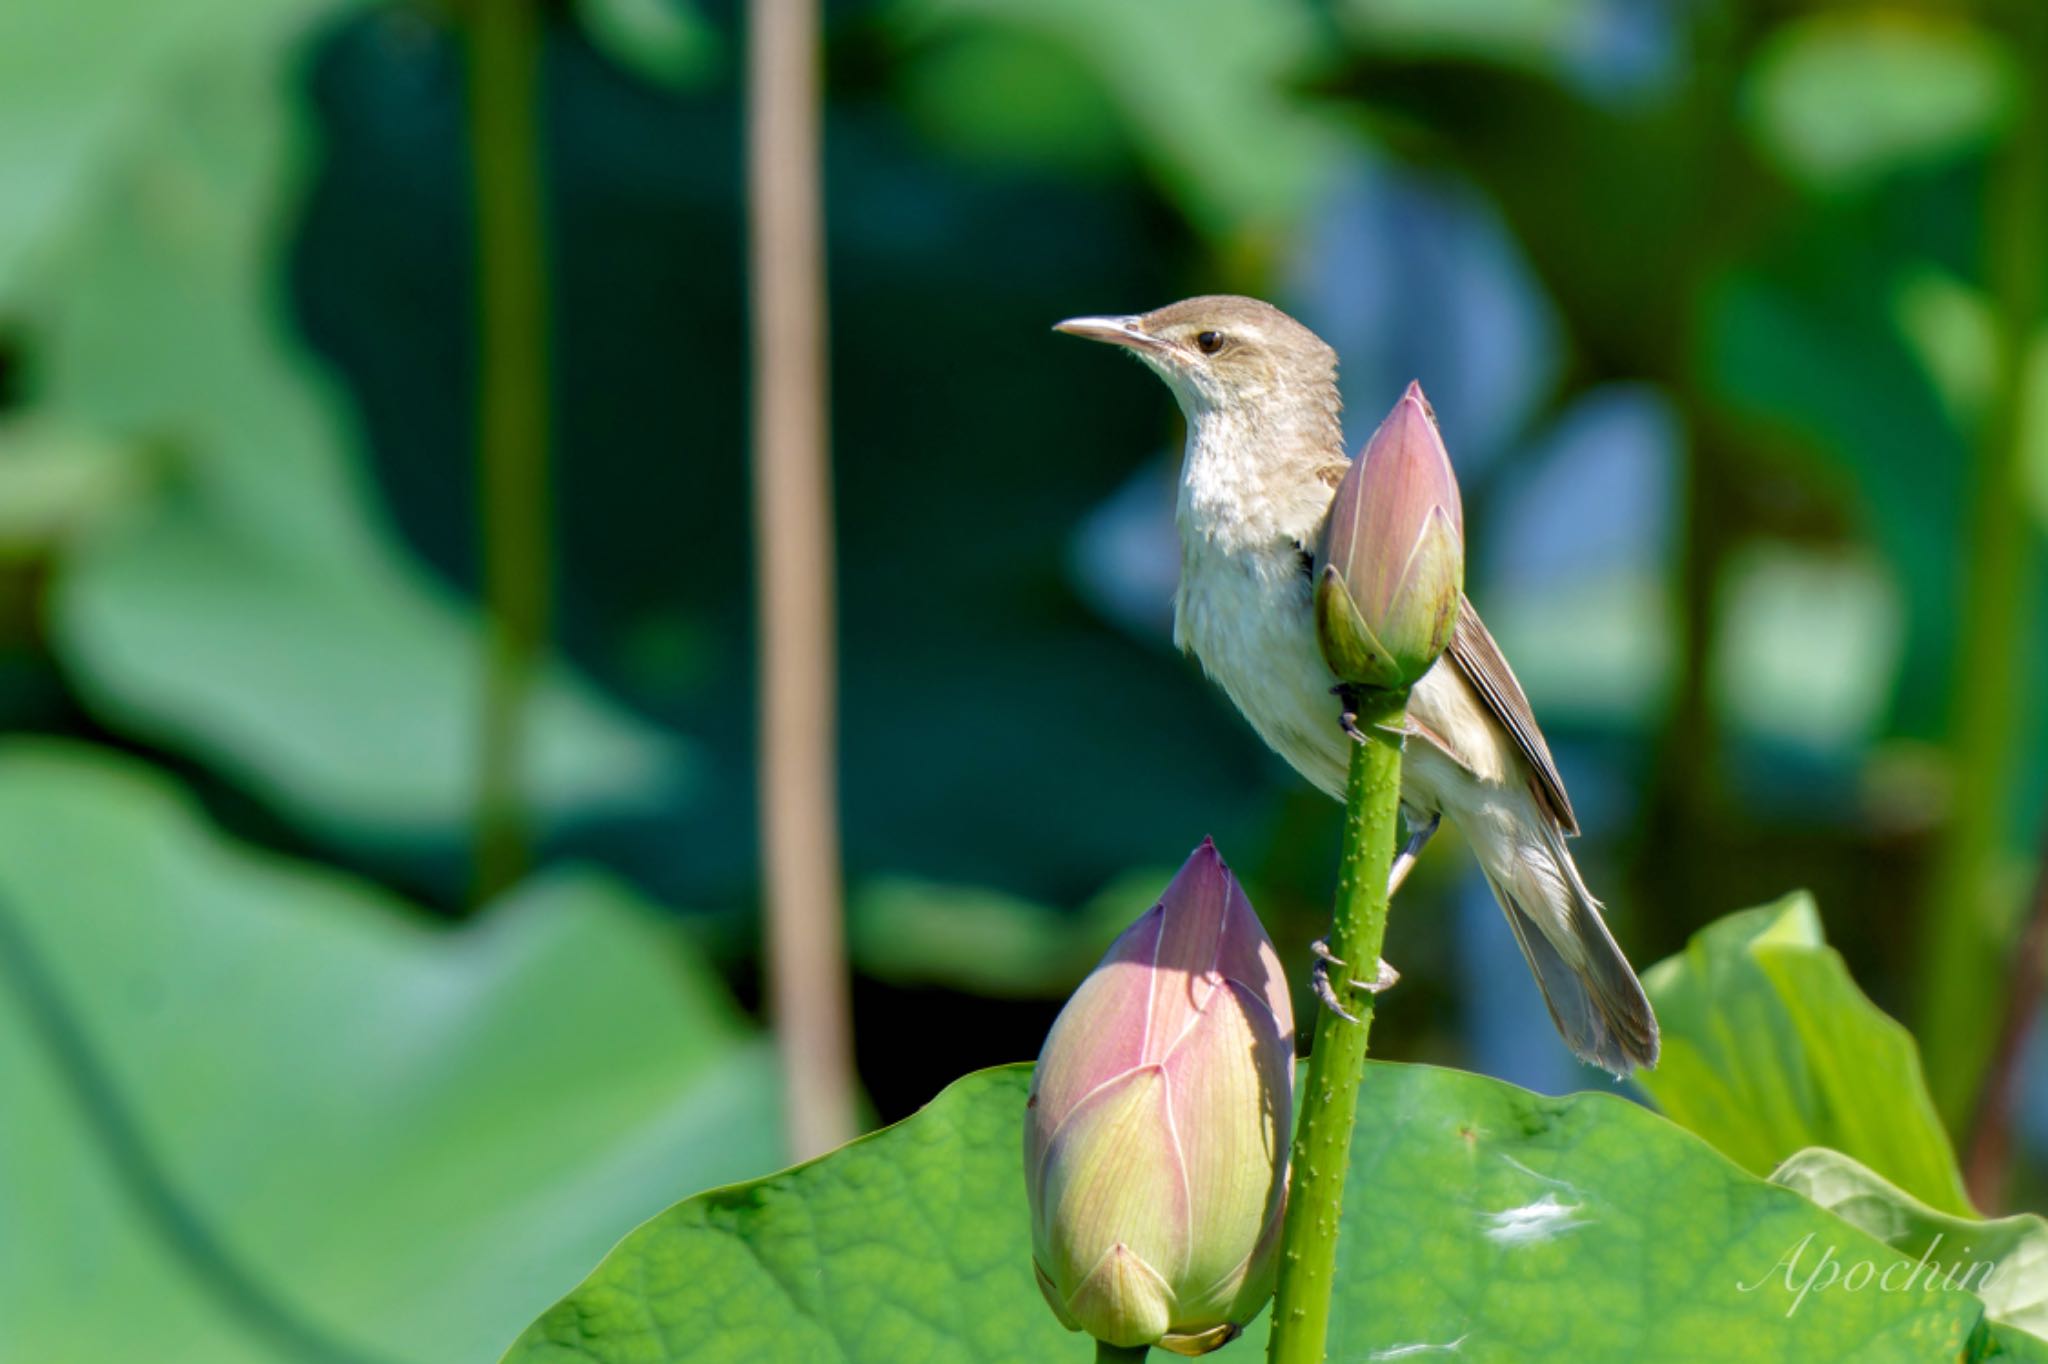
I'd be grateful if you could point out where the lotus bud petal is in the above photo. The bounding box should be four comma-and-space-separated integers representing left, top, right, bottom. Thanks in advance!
1024, 839, 1295, 1354
1315, 381, 1466, 688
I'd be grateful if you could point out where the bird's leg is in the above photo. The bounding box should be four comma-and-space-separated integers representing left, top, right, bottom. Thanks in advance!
1387, 810, 1440, 898
1309, 936, 1401, 1024
1313, 810, 1434, 1018
1320, 689, 1422, 1020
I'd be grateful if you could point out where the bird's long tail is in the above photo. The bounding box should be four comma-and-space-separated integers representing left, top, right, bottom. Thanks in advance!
1476, 818, 1659, 1077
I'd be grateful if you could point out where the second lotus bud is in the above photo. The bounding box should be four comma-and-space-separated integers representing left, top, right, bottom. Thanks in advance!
1314, 380, 1466, 690
1023, 839, 1295, 1356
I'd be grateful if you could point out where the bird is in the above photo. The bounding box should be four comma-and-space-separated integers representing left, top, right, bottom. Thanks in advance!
1055, 295, 1659, 1076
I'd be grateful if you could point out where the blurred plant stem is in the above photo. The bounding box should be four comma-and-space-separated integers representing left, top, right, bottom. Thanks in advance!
465, 0, 550, 907
748, 0, 856, 1158
1267, 689, 1405, 1364
1095, 1344, 1148, 1363
1920, 0, 2047, 1145
1642, 397, 1737, 948
1965, 813, 2048, 1211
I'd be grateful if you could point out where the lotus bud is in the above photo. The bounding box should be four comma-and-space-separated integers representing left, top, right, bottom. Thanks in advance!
1024, 839, 1295, 1356
1314, 380, 1466, 690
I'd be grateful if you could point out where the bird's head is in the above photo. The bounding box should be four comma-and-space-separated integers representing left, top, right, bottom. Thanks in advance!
1055, 295, 1338, 419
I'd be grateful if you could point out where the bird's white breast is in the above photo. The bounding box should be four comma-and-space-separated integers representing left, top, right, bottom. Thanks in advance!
1174, 533, 1352, 799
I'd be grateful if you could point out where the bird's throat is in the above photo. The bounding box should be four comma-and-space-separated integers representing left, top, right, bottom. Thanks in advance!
1176, 392, 1344, 553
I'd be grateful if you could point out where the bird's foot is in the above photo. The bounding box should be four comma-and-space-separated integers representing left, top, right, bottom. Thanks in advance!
1328, 684, 1419, 746
1310, 937, 1400, 1023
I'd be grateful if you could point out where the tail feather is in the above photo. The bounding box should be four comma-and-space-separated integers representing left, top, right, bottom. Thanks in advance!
1480, 831, 1659, 1077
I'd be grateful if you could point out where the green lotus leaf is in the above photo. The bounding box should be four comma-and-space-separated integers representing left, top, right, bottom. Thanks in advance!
508, 1060, 2006, 1362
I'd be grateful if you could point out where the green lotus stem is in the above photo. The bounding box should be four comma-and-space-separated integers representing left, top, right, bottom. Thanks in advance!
1267, 687, 1407, 1364
465, 0, 551, 907
1094, 1343, 1149, 1363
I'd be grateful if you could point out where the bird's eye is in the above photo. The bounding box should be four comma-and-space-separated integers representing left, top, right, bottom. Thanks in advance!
1195, 330, 1225, 355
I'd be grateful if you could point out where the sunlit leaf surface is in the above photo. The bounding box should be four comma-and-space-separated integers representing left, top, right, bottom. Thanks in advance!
507, 1063, 2001, 1363
1639, 893, 1974, 1218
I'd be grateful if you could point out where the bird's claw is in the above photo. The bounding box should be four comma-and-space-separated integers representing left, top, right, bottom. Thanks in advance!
1339, 708, 1366, 744
1311, 954, 1360, 1023
1310, 937, 1399, 1023
1358, 957, 1401, 992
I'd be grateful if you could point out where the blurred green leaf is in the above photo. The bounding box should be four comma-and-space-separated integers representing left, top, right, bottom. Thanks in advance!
889, 0, 1342, 238
0, 0, 306, 302
0, 416, 148, 559
1743, 13, 2017, 192
1774, 1148, 2048, 1342
0, 738, 781, 1364
1639, 893, 1974, 1217
1711, 543, 1901, 755
1484, 570, 1673, 728
1336, 0, 1598, 75
848, 867, 1171, 998
573, 0, 720, 91
509, 1063, 2001, 1362
1895, 269, 2002, 424
894, 29, 1129, 178
58, 514, 682, 843
1894, 270, 2048, 537
1702, 263, 1965, 731
25, 7, 688, 847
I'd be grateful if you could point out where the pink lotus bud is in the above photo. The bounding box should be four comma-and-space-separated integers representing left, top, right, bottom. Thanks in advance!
1024, 840, 1295, 1356
1314, 380, 1465, 689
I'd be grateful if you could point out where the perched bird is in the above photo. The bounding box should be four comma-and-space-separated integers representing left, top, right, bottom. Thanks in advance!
1056, 296, 1659, 1075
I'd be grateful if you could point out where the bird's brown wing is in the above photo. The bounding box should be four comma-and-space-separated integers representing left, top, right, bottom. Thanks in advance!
1447, 594, 1579, 836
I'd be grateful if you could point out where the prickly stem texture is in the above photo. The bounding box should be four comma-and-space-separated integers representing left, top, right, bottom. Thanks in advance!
1265, 689, 1406, 1364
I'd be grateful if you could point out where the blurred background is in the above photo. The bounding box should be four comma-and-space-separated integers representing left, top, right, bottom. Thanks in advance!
2, 0, 2045, 1358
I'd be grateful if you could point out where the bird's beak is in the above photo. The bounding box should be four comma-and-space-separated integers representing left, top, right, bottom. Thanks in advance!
1053, 314, 1167, 355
